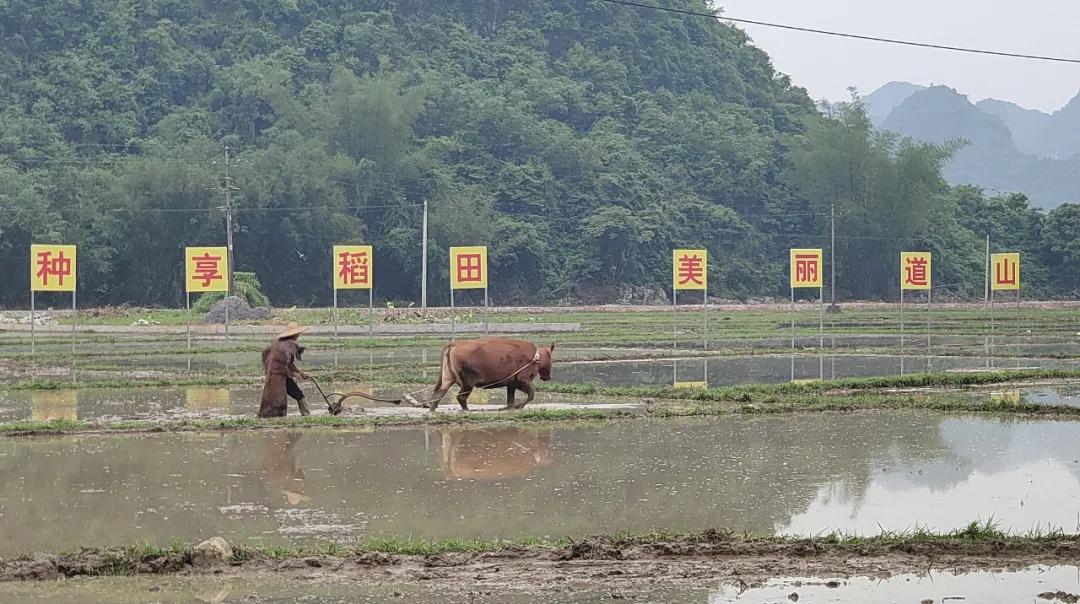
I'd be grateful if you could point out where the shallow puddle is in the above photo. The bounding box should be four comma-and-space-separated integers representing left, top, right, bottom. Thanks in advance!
710, 565, 1080, 603
2, 413, 1079, 555
555, 355, 1080, 387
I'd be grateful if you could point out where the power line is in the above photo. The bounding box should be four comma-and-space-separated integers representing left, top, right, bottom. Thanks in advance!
597, 0, 1080, 64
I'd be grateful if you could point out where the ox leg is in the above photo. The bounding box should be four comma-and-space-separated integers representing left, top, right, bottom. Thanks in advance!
513, 382, 535, 409
428, 387, 451, 412
456, 386, 473, 411
502, 385, 517, 411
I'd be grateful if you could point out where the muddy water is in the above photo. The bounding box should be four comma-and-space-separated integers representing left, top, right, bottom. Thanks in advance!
0, 576, 701, 603
709, 565, 1080, 603
0, 384, 628, 422
555, 355, 1080, 387
3, 413, 1080, 555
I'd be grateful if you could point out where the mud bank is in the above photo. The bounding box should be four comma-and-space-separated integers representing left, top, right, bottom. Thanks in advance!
3, 533, 1079, 591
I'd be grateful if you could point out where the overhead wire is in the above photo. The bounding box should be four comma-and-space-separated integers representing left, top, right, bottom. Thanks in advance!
597, 0, 1080, 64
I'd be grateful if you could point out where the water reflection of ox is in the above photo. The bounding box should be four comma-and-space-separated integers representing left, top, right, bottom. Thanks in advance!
439, 427, 552, 480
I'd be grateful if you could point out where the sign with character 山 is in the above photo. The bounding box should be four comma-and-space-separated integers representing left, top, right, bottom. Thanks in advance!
450, 246, 488, 290
31, 244, 77, 292
992, 253, 1020, 291
333, 245, 373, 290
185, 247, 229, 293
789, 248, 823, 289
673, 250, 707, 291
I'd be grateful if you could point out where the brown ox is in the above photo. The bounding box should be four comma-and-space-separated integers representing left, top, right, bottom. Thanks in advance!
428, 337, 555, 411
438, 427, 552, 480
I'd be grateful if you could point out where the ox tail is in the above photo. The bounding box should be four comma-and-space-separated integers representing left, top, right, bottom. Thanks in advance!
432, 344, 459, 399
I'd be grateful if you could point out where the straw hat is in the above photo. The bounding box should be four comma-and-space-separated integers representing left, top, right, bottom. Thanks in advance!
276, 322, 308, 340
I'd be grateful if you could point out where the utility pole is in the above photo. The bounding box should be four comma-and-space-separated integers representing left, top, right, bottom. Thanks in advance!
421, 200, 428, 309
220, 145, 237, 298
829, 204, 837, 309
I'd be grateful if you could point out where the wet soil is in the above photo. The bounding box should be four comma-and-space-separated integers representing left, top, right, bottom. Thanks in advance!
1, 535, 1078, 593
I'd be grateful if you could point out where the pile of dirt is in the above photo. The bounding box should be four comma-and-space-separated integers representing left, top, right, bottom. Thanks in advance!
206, 296, 270, 323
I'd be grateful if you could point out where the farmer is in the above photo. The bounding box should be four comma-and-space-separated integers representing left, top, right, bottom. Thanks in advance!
259, 322, 311, 418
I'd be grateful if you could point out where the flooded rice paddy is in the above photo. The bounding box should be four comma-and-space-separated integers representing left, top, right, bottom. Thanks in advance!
3, 413, 1079, 556
709, 565, 1080, 604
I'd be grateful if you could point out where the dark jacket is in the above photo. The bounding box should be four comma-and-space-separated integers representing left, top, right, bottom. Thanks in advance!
258, 339, 304, 418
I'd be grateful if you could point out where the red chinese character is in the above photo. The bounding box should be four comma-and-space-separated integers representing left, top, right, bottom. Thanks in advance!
794, 254, 819, 283
338, 251, 369, 286
996, 257, 1017, 286
193, 252, 223, 288
36, 250, 72, 287
904, 256, 928, 287
456, 253, 483, 283
677, 254, 704, 286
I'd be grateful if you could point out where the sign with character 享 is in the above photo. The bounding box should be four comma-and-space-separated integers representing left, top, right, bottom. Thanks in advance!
185, 247, 229, 348
332, 245, 374, 339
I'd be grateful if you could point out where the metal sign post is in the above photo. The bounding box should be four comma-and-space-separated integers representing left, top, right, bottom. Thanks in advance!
927, 287, 933, 373
333, 288, 339, 340
674, 250, 707, 351
789, 248, 823, 382
989, 252, 1020, 370
900, 287, 905, 375
790, 285, 795, 381
449, 246, 489, 341
1015, 290, 1021, 369
818, 284, 824, 378
369, 288, 375, 340
900, 252, 932, 375
703, 282, 709, 351
30, 290, 35, 356
673, 287, 678, 352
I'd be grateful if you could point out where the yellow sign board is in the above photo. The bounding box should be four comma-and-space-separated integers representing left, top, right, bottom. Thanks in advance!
673, 249, 707, 291
900, 252, 932, 291
450, 246, 488, 290
673, 381, 707, 390
991, 253, 1020, 291
31, 390, 78, 421
789, 248, 823, 288
333, 245, 373, 290
185, 247, 229, 293
30, 244, 77, 292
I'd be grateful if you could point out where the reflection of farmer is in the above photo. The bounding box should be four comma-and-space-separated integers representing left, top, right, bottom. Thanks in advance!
260, 431, 309, 505
259, 322, 311, 418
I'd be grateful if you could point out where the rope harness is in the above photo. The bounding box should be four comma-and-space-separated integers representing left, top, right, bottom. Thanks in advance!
401, 353, 540, 408
308, 352, 541, 413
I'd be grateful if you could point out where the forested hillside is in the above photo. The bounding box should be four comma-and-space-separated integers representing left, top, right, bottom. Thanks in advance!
1, 1, 1077, 306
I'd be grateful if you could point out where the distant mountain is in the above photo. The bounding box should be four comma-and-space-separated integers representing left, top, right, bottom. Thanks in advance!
884, 86, 1013, 148
975, 98, 1050, 156
1029, 92, 1080, 160
881, 86, 1080, 210
863, 81, 925, 126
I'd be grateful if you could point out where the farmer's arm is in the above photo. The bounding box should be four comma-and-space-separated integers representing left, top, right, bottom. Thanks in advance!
286, 347, 309, 380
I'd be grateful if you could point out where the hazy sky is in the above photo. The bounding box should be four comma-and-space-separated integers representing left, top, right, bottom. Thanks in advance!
713, 0, 1080, 112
